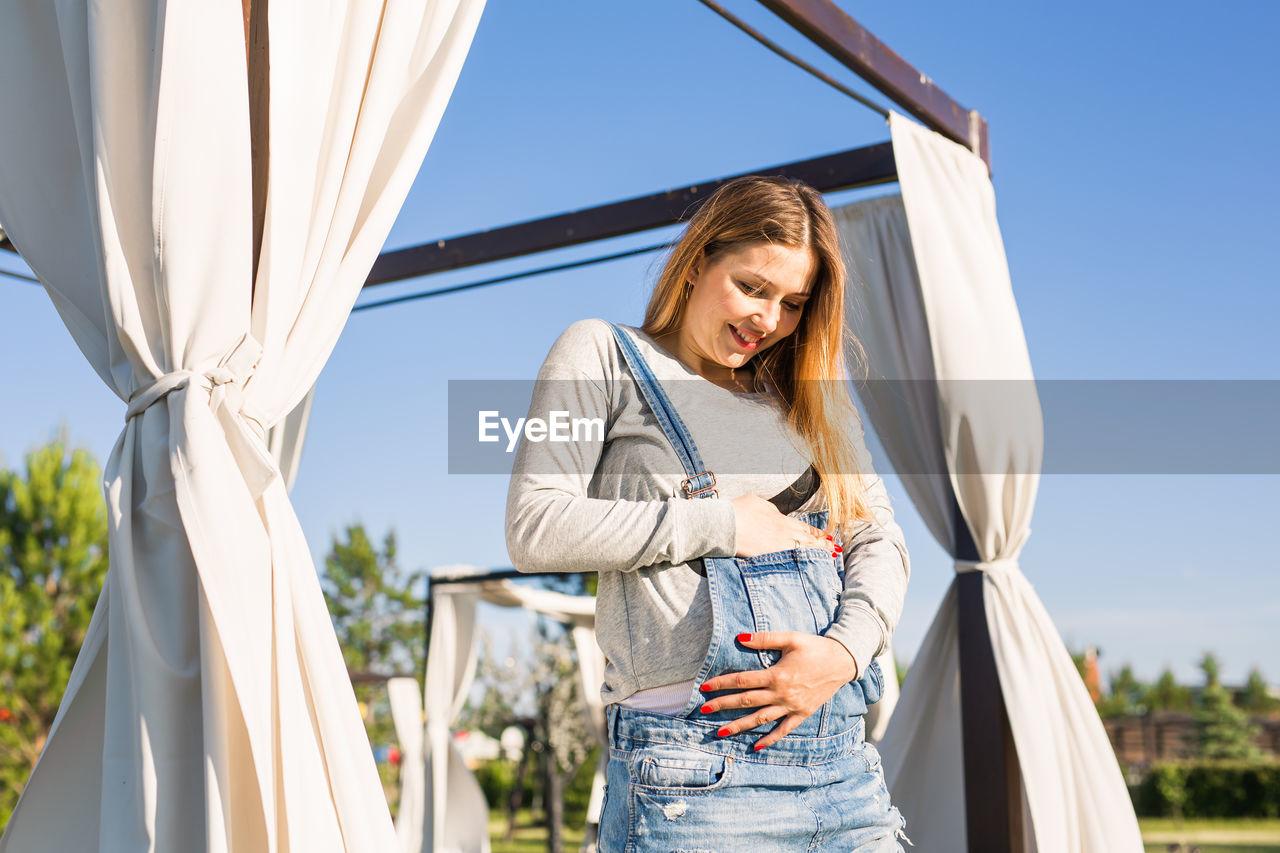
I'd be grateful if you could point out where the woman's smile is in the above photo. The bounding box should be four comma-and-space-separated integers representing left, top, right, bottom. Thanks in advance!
728, 323, 764, 350
667, 241, 816, 384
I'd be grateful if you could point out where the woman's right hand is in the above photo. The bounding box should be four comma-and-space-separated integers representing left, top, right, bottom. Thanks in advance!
730, 494, 837, 559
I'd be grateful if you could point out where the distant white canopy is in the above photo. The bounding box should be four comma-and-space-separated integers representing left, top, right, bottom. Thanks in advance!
388, 572, 606, 853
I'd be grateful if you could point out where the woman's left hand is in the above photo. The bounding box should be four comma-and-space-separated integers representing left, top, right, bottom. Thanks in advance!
698, 631, 859, 751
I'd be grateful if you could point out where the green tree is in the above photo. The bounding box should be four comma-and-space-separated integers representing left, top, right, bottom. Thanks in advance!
1199, 652, 1221, 688
0, 439, 109, 826
1097, 665, 1146, 718
321, 523, 425, 809
1239, 668, 1279, 715
1197, 680, 1262, 760
532, 615, 592, 853
323, 524, 424, 676
1145, 668, 1193, 713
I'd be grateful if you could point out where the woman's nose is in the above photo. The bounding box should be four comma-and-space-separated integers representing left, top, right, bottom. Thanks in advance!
754, 303, 781, 333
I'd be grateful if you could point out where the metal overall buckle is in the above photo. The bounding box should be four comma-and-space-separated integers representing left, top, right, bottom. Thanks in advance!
681, 471, 718, 498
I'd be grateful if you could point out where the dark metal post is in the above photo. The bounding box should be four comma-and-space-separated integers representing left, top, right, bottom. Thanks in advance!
422, 577, 435, 682
954, 497, 1024, 852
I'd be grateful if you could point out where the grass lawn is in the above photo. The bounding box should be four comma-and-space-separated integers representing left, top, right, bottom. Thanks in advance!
1141, 818, 1280, 853
488, 809, 585, 853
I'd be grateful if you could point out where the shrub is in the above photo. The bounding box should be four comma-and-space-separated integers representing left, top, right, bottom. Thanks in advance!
1134, 760, 1280, 818
475, 746, 601, 827
474, 758, 517, 809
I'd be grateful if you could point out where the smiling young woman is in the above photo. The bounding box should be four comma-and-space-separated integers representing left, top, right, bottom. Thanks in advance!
506, 176, 911, 851
654, 241, 813, 391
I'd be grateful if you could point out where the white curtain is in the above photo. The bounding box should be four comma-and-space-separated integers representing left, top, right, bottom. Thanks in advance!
266, 388, 315, 493
423, 588, 489, 853
831, 112, 1142, 852
569, 625, 608, 853
836, 192, 968, 846
0, 1, 484, 850
863, 644, 901, 743
389, 677, 428, 853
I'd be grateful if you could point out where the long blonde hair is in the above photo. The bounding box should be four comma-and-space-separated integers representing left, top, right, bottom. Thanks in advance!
642, 176, 873, 532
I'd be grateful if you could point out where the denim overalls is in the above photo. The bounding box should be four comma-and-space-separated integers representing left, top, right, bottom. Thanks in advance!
598, 325, 908, 852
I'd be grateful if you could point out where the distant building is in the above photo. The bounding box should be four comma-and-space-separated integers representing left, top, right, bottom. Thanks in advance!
1083, 647, 1102, 704
1103, 713, 1280, 782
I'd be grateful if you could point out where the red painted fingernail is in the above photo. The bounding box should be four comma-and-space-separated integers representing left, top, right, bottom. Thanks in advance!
825, 534, 834, 541
831, 551, 838, 558
700, 682, 713, 692
753, 743, 766, 752
737, 633, 752, 643
700, 703, 713, 714
834, 545, 843, 553
717, 727, 731, 737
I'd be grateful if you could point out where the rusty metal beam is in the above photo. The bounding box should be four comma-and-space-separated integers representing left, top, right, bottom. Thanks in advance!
365, 142, 895, 287
756, 0, 989, 166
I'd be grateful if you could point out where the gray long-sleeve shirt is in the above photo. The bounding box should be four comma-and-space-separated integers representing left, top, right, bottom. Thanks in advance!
505, 319, 910, 705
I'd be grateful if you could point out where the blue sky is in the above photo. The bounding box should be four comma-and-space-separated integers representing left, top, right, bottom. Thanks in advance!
1, 1, 1277, 686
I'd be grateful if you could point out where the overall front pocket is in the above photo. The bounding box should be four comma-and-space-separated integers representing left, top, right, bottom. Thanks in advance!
630, 744, 734, 793
736, 549, 831, 668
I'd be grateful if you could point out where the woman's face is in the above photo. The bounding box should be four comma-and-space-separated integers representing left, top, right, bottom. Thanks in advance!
674, 241, 816, 377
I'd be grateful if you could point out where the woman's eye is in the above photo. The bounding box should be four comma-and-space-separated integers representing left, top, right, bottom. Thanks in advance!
784, 302, 803, 312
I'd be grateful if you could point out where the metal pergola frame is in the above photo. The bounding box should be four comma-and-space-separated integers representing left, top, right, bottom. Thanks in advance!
2, 3, 1020, 848
347, 568, 577, 686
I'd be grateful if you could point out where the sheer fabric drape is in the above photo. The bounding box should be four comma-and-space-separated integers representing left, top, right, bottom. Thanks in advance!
421, 589, 489, 853
0, 1, 484, 850
831, 112, 1142, 851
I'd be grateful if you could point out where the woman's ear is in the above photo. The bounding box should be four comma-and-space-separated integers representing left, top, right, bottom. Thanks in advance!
688, 251, 704, 283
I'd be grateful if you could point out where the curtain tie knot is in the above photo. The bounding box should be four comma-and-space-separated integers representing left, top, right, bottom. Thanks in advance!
955, 558, 1019, 577
124, 333, 277, 497
125, 333, 264, 431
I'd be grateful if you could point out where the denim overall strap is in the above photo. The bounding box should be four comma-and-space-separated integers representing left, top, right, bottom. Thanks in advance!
605, 322, 882, 733
608, 324, 717, 498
